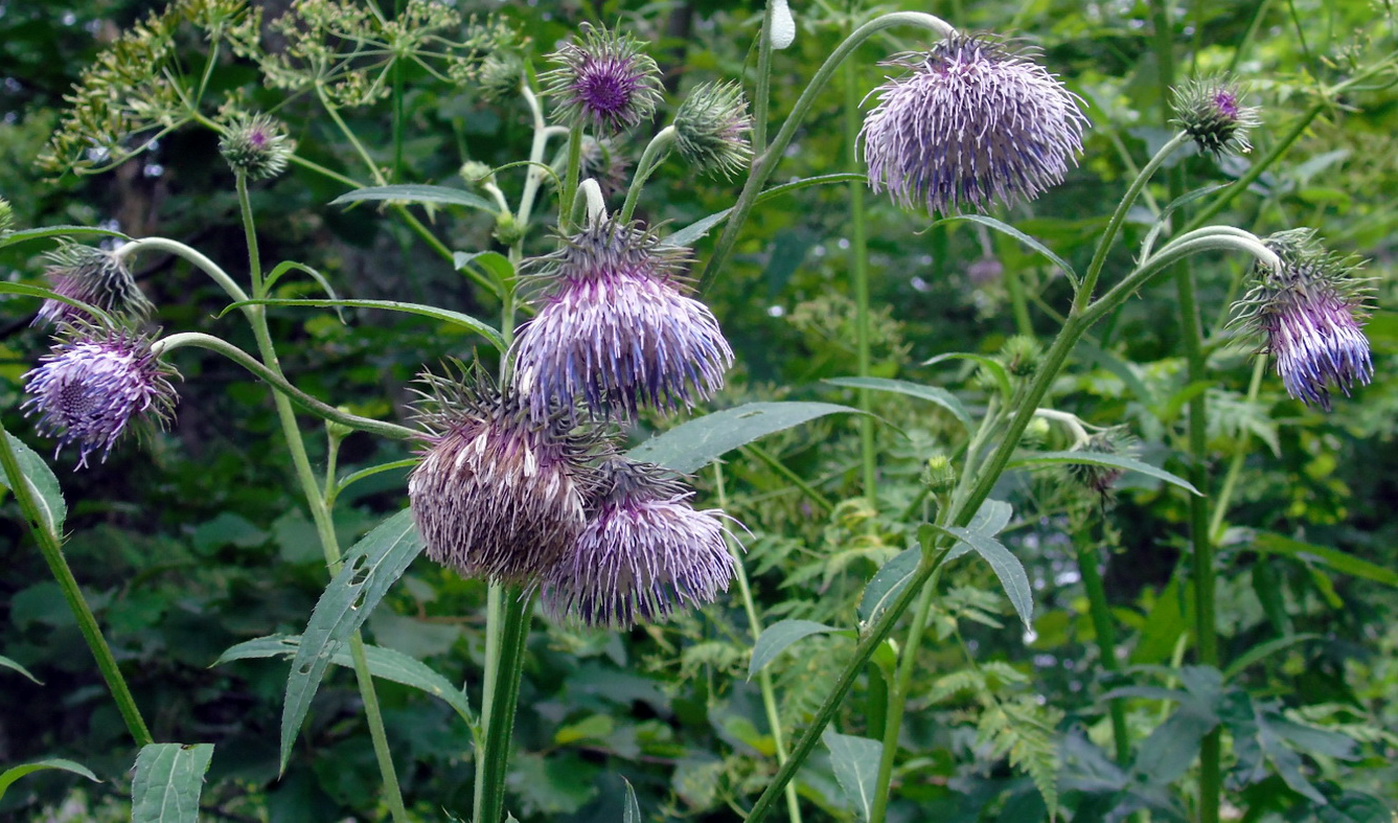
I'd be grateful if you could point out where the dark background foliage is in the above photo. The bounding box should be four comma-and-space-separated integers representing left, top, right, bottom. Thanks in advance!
2, 0, 1396, 820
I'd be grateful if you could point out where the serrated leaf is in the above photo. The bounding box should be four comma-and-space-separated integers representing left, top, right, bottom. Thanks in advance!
628, 402, 863, 474
220, 298, 505, 352
330, 184, 497, 211
823, 730, 883, 821
858, 546, 921, 624
131, 743, 214, 823
967, 498, 1013, 537
936, 525, 1033, 629
1009, 450, 1201, 495
921, 352, 1013, 399
825, 376, 972, 430
622, 776, 642, 823
934, 213, 1079, 286
748, 619, 848, 679
0, 653, 43, 684
280, 509, 425, 770
216, 634, 474, 726
0, 758, 98, 801
1, 432, 67, 535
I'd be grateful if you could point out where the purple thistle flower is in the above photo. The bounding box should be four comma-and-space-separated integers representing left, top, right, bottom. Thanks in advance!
34, 244, 152, 327
860, 35, 1089, 215
407, 363, 601, 585
542, 458, 738, 629
543, 23, 663, 135
1232, 230, 1374, 410
511, 217, 733, 421
22, 325, 178, 468
1172, 76, 1260, 156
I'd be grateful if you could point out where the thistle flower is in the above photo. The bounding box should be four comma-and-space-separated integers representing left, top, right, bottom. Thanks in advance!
542, 23, 663, 135
22, 325, 179, 469
511, 216, 734, 421
542, 457, 738, 628
219, 113, 295, 180
33, 244, 153, 327
1172, 76, 1260, 156
674, 81, 753, 178
860, 35, 1089, 215
407, 363, 599, 585
1231, 230, 1374, 410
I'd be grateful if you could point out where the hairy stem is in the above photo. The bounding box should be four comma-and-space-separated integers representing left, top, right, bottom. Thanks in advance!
473, 589, 532, 823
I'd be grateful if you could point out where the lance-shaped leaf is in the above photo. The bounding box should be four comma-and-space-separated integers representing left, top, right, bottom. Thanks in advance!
628, 402, 862, 474
1010, 450, 1200, 496
935, 523, 1033, 629
1, 432, 67, 535
825, 376, 972, 430
823, 730, 883, 821
280, 509, 425, 769
748, 619, 850, 679
0, 759, 98, 802
331, 184, 497, 212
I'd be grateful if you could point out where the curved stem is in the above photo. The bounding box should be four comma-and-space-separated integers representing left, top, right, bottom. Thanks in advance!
698, 11, 956, 292
152, 332, 418, 440
620, 126, 677, 222
0, 423, 154, 747
115, 237, 250, 305
516, 83, 553, 230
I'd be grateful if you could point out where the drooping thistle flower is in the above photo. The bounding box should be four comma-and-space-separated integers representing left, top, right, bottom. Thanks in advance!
511, 215, 734, 421
33, 243, 153, 327
1231, 230, 1374, 410
673, 81, 754, 178
1171, 76, 1260, 156
407, 363, 600, 585
542, 23, 663, 135
860, 34, 1089, 215
219, 112, 295, 180
22, 324, 179, 468
542, 457, 738, 628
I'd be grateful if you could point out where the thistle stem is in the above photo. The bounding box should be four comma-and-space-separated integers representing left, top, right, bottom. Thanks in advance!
1079, 530, 1130, 763
0, 422, 154, 748
473, 589, 533, 823
620, 126, 677, 222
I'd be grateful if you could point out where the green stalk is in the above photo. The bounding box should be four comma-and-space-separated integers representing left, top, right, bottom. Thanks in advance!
620, 126, 677, 222
0, 423, 154, 747
752, 0, 777, 151
558, 124, 584, 232
699, 11, 956, 293
1079, 533, 1130, 763
1005, 262, 1034, 338
237, 174, 409, 822
743, 231, 1278, 822
473, 588, 533, 823
843, 48, 878, 507
869, 577, 936, 823
715, 465, 803, 823
1208, 357, 1268, 542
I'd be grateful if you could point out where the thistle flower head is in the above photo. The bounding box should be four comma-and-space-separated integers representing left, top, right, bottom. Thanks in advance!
22, 324, 179, 469
511, 216, 734, 421
407, 362, 601, 584
543, 23, 663, 135
219, 112, 295, 180
542, 457, 738, 628
1231, 230, 1374, 410
1172, 76, 1260, 156
860, 34, 1089, 215
34, 244, 152, 328
674, 81, 753, 178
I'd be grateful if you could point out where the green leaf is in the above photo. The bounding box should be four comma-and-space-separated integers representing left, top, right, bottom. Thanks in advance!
220, 298, 505, 352
934, 213, 1079, 287
0, 654, 42, 684
823, 729, 883, 821
280, 509, 425, 770
1009, 450, 1201, 496
1248, 531, 1398, 588
453, 251, 515, 289
858, 546, 921, 625
921, 352, 1013, 399
664, 174, 866, 249
628, 402, 863, 474
824, 376, 972, 430
622, 776, 642, 823
936, 525, 1034, 629
262, 261, 344, 319
216, 634, 474, 727
1, 432, 67, 535
1223, 633, 1323, 680
967, 498, 1013, 537
0, 225, 130, 249
748, 619, 848, 679
1132, 706, 1218, 787
0, 758, 98, 801
330, 184, 497, 212
0, 282, 118, 328
131, 743, 214, 823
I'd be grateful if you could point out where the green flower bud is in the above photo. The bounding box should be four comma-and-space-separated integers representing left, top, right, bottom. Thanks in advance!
921, 454, 957, 493
219, 113, 295, 180
674, 81, 754, 179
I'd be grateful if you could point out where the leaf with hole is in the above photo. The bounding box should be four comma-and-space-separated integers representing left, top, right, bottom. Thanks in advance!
628, 402, 863, 474
131, 743, 214, 823
748, 619, 850, 679
280, 509, 425, 770
823, 729, 883, 821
